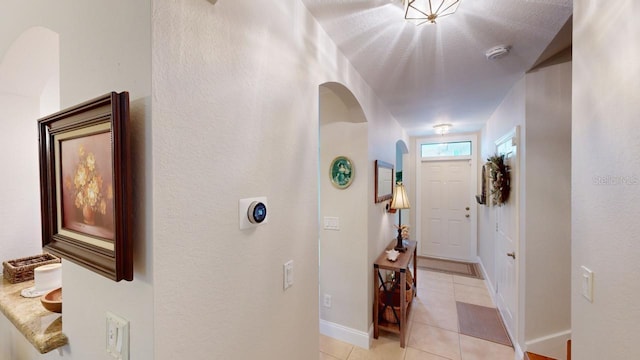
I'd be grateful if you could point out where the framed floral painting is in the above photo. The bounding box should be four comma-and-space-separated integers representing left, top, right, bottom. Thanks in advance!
38, 92, 133, 281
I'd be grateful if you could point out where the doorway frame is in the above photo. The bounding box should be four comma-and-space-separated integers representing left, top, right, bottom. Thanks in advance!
414, 133, 479, 261
493, 126, 521, 351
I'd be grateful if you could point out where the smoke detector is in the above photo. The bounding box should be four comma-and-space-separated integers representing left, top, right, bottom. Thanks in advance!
485, 45, 511, 60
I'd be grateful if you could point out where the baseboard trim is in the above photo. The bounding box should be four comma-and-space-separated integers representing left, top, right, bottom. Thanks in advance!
525, 329, 572, 360
476, 257, 525, 359
319, 319, 372, 350
475, 256, 499, 308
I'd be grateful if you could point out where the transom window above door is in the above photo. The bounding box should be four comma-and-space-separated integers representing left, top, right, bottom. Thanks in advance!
421, 141, 472, 160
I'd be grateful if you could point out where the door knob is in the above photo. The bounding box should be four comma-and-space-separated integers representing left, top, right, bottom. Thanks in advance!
465, 207, 470, 211
507, 252, 516, 259
465, 214, 470, 218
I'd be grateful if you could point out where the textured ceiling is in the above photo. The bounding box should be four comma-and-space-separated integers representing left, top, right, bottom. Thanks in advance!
302, 0, 573, 135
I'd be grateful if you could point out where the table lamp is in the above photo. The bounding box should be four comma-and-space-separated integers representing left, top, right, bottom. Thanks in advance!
390, 182, 411, 252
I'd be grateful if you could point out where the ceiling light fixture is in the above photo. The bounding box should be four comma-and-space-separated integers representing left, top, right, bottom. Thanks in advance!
485, 45, 511, 60
401, 0, 461, 25
434, 123, 452, 135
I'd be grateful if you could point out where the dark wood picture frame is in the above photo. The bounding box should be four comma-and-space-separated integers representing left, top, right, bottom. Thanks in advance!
38, 92, 133, 281
375, 160, 394, 203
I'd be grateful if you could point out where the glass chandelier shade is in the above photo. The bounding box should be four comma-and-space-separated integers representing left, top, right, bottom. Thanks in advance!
402, 0, 461, 25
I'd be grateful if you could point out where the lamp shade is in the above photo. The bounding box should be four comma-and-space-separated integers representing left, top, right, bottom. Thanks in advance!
390, 183, 411, 210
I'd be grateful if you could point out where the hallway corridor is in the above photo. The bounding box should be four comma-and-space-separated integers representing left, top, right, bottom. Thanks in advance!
320, 268, 514, 360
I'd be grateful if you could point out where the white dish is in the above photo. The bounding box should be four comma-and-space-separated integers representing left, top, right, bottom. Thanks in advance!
386, 249, 400, 262
21, 286, 48, 298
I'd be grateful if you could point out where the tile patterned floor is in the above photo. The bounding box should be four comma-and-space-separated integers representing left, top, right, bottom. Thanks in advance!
319, 269, 515, 360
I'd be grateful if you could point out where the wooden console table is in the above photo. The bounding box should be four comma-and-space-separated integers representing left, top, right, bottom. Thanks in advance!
373, 239, 417, 348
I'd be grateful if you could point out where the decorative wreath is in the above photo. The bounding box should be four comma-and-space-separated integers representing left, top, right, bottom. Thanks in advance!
486, 154, 510, 206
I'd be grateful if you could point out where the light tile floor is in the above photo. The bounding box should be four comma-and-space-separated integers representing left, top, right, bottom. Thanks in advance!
319, 269, 515, 360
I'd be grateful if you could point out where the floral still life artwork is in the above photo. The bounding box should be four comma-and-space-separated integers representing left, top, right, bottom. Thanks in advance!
61, 132, 115, 240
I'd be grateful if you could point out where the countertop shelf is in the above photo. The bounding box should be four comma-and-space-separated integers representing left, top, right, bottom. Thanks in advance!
0, 278, 68, 354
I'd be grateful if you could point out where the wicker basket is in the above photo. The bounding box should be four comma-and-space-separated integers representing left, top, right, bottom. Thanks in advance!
2, 253, 61, 284
379, 291, 401, 324
378, 271, 414, 324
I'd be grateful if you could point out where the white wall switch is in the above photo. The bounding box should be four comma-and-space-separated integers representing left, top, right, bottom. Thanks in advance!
581, 266, 594, 303
323, 216, 340, 230
106, 312, 129, 360
283, 260, 294, 290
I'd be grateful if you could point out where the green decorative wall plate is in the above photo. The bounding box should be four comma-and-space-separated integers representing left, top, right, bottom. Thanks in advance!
330, 156, 354, 189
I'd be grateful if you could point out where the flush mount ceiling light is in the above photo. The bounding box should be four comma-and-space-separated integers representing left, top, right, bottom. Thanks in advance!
434, 123, 452, 135
401, 0, 461, 25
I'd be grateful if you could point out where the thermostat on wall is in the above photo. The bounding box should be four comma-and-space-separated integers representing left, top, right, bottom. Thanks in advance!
239, 197, 268, 230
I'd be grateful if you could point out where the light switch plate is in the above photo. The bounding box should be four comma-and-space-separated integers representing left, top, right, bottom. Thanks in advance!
323, 216, 340, 230
283, 260, 294, 290
581, 266, 594, 303
106, 312, 129, 360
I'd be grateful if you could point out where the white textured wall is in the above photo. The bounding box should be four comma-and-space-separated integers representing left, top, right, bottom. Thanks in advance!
523, 61, 572, 358
152, 0, 404, 358
320, 121, 368, 332
1, 0, 406, 358
0, 25, 58, 269
478, 78, 526, 288
56, 1, 154, 358
0, 1, 153, 359
0, 23, 60, 360
153, 2, 320, 358
366, 99, 408, 329
0, 93, 42, 263
319, 86, 369, 335
572, 1, 640, 359
318, 80, 407, 337
478, 61, 571, 357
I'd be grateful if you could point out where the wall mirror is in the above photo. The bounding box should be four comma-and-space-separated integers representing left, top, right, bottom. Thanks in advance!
375, 160, 394, 203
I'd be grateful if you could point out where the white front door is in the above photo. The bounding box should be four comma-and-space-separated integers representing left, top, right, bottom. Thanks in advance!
494, 128, 519, 340
420, 160, 472, 260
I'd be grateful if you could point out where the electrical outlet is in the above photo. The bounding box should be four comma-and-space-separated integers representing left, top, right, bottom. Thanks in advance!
323, 294, 332, 308
106, 312, 129, 360
284, 260, 294, 290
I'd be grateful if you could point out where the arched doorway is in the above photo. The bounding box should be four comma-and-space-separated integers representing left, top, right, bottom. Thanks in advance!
395, 140, 409, 226
0, 26, 60, 260
318, 82, 370, 348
